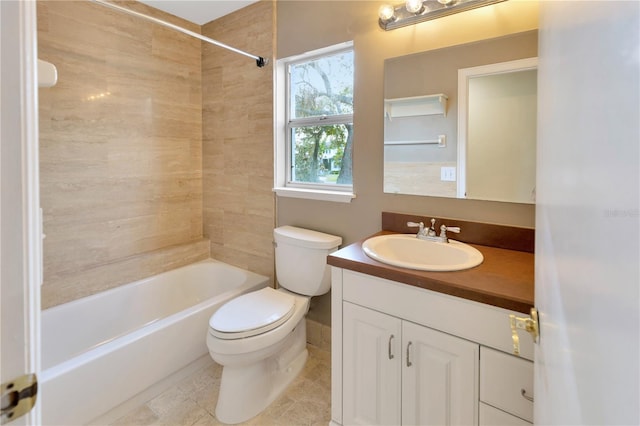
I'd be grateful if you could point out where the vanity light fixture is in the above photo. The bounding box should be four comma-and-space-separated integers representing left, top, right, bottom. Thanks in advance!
405, 0, 425, 14
378, 3, 397, 24
378, 0, 507, 30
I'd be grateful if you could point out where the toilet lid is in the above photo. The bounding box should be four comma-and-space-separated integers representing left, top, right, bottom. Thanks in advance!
209, 287, 296, 340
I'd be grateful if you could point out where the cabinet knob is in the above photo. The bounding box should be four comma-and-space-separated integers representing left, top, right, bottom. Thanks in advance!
406, 341, 413, 367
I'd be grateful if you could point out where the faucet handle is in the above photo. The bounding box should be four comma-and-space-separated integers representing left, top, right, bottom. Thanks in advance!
440, 225, 460, 234
407, 221, 424, 230
439, 225, 460, 242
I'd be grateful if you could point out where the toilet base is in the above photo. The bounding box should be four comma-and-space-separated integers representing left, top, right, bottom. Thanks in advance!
214, 321, 308, 424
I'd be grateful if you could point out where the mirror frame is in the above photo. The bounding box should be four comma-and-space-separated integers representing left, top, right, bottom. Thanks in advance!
457, 57, 538, 201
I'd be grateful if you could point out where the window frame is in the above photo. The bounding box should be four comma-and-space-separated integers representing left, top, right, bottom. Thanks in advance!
274, 41, 356, 203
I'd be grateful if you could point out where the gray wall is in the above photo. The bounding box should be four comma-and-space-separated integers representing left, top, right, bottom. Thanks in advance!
384, 32, 538, 165
276, 1, 539, 324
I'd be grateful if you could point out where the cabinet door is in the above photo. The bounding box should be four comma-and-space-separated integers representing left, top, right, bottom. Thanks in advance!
402, 321, 479, 426
343, 302, 402, 425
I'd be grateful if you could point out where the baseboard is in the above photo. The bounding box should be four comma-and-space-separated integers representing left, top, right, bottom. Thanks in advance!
306, 318, 331, 351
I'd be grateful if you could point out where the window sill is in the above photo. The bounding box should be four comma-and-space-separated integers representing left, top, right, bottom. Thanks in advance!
273, 187, 356, 203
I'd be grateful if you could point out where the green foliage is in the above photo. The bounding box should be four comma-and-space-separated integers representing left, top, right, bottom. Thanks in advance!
292, 124, 349, 183
290, 50, 353, 185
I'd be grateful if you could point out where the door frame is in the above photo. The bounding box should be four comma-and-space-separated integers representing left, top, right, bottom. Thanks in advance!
1, 0, 42, 424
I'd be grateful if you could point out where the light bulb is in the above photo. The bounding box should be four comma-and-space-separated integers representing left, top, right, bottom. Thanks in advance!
378, 4, 396, 22
437, 0, 455, 5
405, 0, 424, 14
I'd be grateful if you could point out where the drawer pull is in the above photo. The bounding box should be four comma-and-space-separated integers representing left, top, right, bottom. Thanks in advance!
406, 341, 413, 367
521, 388, 534, 403
388, 335, 395, 360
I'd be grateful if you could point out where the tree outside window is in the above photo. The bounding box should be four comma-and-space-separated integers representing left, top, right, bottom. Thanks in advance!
287, 48, 354, 187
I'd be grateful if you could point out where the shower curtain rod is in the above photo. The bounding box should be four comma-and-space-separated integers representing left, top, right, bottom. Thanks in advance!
90, 0, 268, 67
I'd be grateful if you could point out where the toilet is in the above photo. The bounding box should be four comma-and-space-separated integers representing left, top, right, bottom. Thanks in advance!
206, 225, 342, 424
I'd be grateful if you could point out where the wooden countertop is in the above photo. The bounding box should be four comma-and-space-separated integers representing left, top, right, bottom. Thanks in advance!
327, 231, 534, 314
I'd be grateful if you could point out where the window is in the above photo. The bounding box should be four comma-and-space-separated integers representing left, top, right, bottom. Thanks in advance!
275, 42, 355, 202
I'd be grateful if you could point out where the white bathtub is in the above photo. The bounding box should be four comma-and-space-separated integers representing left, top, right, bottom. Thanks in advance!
40, 259, 269, 425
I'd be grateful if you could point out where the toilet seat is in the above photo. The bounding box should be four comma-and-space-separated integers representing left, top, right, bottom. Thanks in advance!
209, 287, 296, 339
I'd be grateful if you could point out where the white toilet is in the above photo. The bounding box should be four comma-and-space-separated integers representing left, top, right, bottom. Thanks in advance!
206, 225, 342, 424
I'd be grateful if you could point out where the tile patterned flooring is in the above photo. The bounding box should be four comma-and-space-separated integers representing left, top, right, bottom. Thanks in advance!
110, 345, 331, 426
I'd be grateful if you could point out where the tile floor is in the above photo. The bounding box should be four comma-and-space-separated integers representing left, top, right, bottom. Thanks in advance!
110, 345, 331, 426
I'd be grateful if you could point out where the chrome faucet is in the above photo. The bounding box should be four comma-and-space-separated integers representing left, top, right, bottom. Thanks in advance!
407, 221, 427, 237
407, 219, 460, 243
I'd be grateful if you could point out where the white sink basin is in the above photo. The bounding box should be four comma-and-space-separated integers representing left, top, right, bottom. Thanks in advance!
362, 234, 484, 272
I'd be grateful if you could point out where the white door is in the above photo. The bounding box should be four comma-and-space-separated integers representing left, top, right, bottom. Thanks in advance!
535, 2, 639, 425
1, 1, 42, 424
343, 302, 401, 425
402, 321, 478, 426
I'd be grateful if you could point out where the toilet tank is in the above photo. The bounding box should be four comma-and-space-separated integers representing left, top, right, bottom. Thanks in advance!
274, 226, 342, 296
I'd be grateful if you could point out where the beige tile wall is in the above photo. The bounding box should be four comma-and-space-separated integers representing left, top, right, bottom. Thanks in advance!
201, 1, 276, 283
38, 1, 207, 308
384, 162, 457, 198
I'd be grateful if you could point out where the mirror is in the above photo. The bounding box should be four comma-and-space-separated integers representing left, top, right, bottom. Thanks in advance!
383, 31, 538, 203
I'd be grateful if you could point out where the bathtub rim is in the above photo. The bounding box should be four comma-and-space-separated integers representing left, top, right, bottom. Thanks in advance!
41, 258, 268, 317
39, 258, 270, 426
41, 258, 269, 380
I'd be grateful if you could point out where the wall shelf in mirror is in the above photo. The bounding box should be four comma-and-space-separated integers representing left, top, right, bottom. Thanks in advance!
384, 135, 446, 147
382, 30, 539, 202
384, 94, 448, 118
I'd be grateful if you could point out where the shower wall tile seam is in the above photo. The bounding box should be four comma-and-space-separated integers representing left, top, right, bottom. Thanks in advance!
41, 238, 210, 309
201, 0, 276, 284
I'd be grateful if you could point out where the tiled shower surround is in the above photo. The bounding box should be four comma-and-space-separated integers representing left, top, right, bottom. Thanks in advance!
37, 0, 276, 308
201, 1, 275, 281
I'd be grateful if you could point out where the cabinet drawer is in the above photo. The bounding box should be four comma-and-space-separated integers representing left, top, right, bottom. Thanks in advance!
480, 347, 533, 422
480, 402, 531, 426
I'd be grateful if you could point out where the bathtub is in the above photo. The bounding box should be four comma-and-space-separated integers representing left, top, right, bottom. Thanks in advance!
40, 259, 269, 426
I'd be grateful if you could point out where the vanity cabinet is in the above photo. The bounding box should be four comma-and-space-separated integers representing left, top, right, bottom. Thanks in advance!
343, 302, 478, 425
331, 268, 535, 426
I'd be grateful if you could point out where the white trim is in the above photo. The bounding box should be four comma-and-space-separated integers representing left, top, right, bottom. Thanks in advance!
274, 57, 286, 192
330, 267, 344, 424
274, 41, 355, 201
458, 57, 538, 80
22, 4, 43, 409
289, 113, 353, 127
21, 3, 43, 425
273, 187, 356, 203
0, 0, 42, 424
